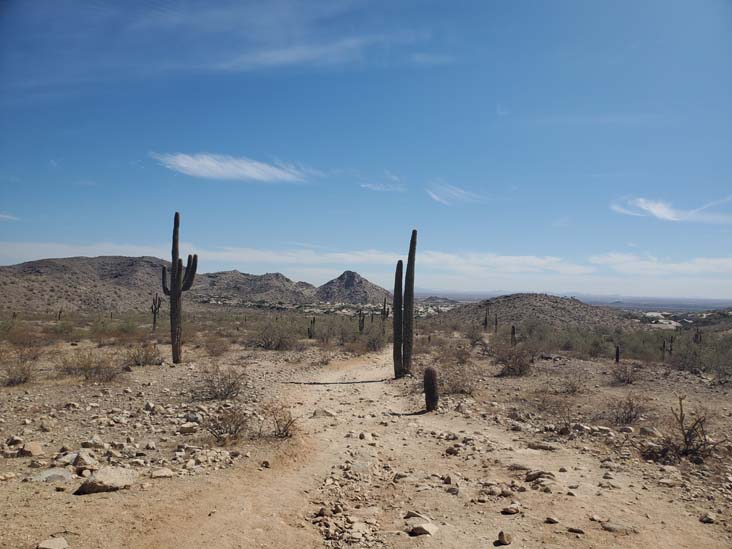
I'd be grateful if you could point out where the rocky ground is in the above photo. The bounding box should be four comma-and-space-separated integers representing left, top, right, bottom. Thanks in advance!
2, 341, 731, 548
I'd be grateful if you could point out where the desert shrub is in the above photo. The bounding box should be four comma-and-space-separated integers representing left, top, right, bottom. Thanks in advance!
261, 401, 298, 438
439, 361, 482, 395
58, 350, 122, 382
203, 335, 231, 357
557, 373, 586, 395
640, 396, 726, 464
1, 350, 34, 386
204, 405, 250, 443
612, 362, 638, 385
126, 342, 162, 366
255, 322, 298, 351
493, 342, 533, 377
437, 344, 471, 366
463, 324, 484, 347
609, 393, 645, 425
533, 391, 575, 430
195, 366, 245, 400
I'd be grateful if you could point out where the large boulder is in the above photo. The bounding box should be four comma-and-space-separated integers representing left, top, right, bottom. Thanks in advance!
73, 466, 137, 495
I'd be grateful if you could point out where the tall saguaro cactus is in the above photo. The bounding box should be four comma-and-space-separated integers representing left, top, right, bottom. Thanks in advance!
392, 260, 404, 378
151, 293, 162, 332
392, 229, 418, 379
402, 230, 417, 374
162, 212, 197, 364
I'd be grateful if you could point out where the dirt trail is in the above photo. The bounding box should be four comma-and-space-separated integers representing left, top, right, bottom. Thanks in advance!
9, 350, 729, 548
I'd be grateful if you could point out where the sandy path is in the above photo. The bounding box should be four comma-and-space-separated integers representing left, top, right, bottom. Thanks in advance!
6, 350, 729, 548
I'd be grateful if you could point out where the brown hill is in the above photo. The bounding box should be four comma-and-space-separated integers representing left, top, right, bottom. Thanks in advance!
441, 293, 636, 330
315, 270, 391, 305
0, 257, 389, 312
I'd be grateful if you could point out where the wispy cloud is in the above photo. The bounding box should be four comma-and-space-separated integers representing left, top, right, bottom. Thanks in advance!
0, 213, 19, 221
150, 152, 315, 183
590, 252, 732, 276
0, 240, 591, 277
213, 35, 403, 71
611, 195, 732, 224
361, 183, 405, 192
426, 183, 485, 206
410, 53, 454, 66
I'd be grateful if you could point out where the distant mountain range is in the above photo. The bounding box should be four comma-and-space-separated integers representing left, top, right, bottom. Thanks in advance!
0, 256, 391, 313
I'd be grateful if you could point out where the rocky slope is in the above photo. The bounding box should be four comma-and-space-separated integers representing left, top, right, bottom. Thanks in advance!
440, 292, 637, 329
0, 257, 389, 312
314, 270, 390, 305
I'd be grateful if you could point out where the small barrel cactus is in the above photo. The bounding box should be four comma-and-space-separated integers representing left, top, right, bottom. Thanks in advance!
424, 366, 439, 412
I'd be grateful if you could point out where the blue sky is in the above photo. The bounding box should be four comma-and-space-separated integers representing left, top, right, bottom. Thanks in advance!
1, 1, 731, 297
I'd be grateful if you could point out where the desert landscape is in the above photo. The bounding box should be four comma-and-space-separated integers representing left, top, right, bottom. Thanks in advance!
3, 3, 731, 548
1, 215, 732, 549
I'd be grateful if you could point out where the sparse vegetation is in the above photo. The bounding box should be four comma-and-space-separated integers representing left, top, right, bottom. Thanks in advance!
195, 366, 246, 400
126, 341, 162, 366
59, 350, 123, 382
261, 401, 298, 438
609, 393, 645, 425
204, 405, 250, 444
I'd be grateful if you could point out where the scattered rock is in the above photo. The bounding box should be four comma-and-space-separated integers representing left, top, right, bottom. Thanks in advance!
36, 538, 68, 549
700, 512, 716, 524
150, 467, 174, 479
495, 530, 512, 545
74, 466, 137, 495
409, 523, 438, 536
19, 441, 44, 457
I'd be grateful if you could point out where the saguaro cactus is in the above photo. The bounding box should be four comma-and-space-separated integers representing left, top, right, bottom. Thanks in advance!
424, 366, 439, 412
510, 325, 517, 347
151, 293, 162, 332
402, 230, 417, 374
392, 260, 404, 378
615, 345, 621, 364
162, 212, 197, 364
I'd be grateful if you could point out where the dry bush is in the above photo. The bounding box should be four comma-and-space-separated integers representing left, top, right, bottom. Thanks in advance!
203, 335, 231, 357
204, 405, 250, 444
1, 350, 35, 386
463, 324, 484, 347
609, 393, 645, 425
195, 366, 246, 400
493, 342, 533, 377
612, 362, 638, 385
533, 391, 575, 431
640, 396, 727, 464
557, 373, 586, 395
59, 350, 123, 382
255, 322, 299, 351
126, 342, 162, 366
439, 361, 482, 395
260, 401, 298, 438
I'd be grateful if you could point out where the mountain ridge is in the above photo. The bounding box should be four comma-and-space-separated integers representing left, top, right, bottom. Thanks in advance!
0, 256, 390, 312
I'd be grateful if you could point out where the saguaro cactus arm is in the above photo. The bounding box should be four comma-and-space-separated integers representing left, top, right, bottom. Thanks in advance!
181, 254, 198, 290
161, 266, 171, 296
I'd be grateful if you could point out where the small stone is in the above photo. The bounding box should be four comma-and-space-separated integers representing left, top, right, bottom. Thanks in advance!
700, 512, 716, 524
567, 527, 585, 534
19, 441, 44, 457
409, 523, 438, 536
545, 517, 559, 524
179, 422, 198, 434
36, 538, 68, 549
501, 505, 521, 515
150, 467, 174, 479
495, 531, 512, 545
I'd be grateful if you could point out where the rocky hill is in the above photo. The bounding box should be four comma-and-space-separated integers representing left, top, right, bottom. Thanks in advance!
0, 257, 389, 313
314, 270, 390, 305
440, 293, 637, 329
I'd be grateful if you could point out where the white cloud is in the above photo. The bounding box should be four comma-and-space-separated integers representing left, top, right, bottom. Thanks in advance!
589, 252, 732, 276
150, 152, 313, 183
611, 195, 732, 224
410, 53, 454, 66
0, 213, 19, 221
426, 183, 485, 206
214, 36, 385, 71
360, 183, 405, 192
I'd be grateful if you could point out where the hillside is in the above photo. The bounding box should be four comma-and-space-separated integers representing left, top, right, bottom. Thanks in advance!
0, 257, 389, 312
315, 270, 390, 305
440, 292, 636, 329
